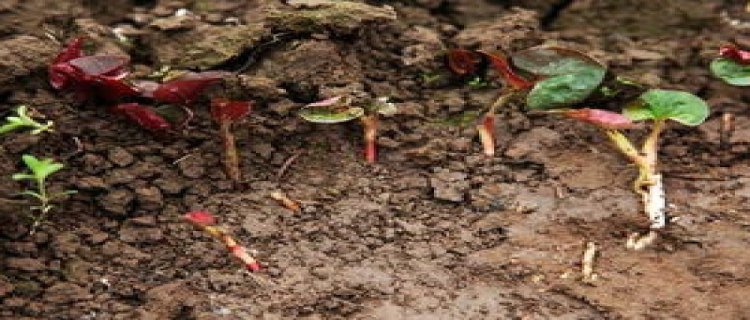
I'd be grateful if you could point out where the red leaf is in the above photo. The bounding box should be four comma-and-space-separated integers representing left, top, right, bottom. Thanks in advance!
152, 71, 228, 105
210, 98, 252, 123
447, 49, 483, 75
49, 63, 81, 90
478, 51, 534, 90
719, 44, 750, 65
131, 80, 160, 99
92, 76, 141, 101
564, 108, 635, 130
52, 37, 84, 65
67, 55, 130, 78
111, 103, 172, 131
183, 211, 217, 226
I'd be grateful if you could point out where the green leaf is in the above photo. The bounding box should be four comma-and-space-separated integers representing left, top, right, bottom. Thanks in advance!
0, 123, 23, 135
20, 154, 65, 183
710, 58, 750, 86
511, 47, 606, 76
623, 89, 709, 126
17, 190, 44, 201
11, 173, 35, 181
526, 67, 607, 110
298, 106, 365, 124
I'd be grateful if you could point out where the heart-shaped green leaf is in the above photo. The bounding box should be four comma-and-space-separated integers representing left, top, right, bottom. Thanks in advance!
511, 47, 605, 76
526, 67, 607, 110
513, 47, 607, 110
298, 96, 365, 124
299, 106, 364, 124
623, 89, 709, 126
710, 58, 750, 86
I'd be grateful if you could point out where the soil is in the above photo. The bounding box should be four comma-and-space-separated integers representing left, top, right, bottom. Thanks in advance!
1, 0, 750, 319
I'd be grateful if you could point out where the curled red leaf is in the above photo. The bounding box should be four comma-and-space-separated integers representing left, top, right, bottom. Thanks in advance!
719, 44, 750, 65
152, 71, 228, 105
447, 49, 483, 75
478, 51, 534, 90
183, 211, 217, 226
210, 98, 252, 123
52, 37, 84, 65
49, 38, 138, 102
565, 108, 635, 130
110, 103, 172, 131
67, 56, 130, 78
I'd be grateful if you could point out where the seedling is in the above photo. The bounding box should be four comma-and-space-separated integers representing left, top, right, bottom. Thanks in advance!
446, 48, 537, 155
543, 89, 709, 249
50, 37, 228, 131
711, 44, 750, 86
0, 105, 54, 135
210, 98, 252, 182
49, 37, 139, 102
298, 96, 397, 163
12, 155, 76, 233
184, 211, 261, 272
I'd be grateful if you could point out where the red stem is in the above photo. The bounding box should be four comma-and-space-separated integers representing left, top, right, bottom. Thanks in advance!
478, 113, 495, 156
361, 115, 378, 163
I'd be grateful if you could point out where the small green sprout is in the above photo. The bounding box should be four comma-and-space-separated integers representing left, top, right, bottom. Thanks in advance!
12, 155, 76, 233
0, 105, 54, 135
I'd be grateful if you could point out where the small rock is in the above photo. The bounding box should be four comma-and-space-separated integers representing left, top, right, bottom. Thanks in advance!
100, 189, 135, 215
0, 278, 13, 297
430, 169, 469, 202
75, 176, 108, 191
43, 283, 92, 304
108, 147, 135, 167
5, 258, 46, 272
135, 187, 164, 211
153, 176, 185, 195
178, 155, 206, 178
119, 226, 164, 244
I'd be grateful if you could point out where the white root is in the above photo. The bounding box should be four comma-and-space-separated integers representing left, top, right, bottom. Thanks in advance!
645, 174, 666, 230
626, 173, 665, 250
581, 242, 598, 282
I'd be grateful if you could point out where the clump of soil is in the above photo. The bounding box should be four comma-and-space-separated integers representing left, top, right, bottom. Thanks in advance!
2, 0, 750, 319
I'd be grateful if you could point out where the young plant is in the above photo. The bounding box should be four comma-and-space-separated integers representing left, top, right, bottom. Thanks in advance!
49, 37, 227, 132
711, 44, 750, 86
184, 211, 261, 272
298, 96, 397, 163
210, 98, 252, 182
0, 105, 54, 135
12, 155, 76, 233
543, 89, 709, 249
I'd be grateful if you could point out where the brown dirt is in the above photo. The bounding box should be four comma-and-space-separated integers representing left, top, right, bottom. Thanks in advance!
2, 0, 750, 319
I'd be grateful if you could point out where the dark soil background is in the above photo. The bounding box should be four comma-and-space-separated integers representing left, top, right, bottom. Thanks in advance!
2, 0, 750, 319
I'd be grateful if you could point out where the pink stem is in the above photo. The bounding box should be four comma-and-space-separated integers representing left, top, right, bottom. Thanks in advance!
477, 113, 495, 156
361, 115, 378, 163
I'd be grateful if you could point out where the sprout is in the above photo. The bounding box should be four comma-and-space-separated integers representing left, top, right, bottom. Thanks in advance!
12, 155, 76, 234
210, 99, 252, 183
0, 105, 54, 135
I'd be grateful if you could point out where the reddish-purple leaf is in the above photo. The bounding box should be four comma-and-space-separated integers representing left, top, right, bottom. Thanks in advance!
131, 80, 160, 98
719, 44, 750, 65
67, 55, 130, 78
210, 98, 252, 123
52, 37, 84, 65
183, 211, 217, 226
92, 76, 141, 101
564, 108, 635, 130
152, 72, 228, 105
110, 103, 172, 131
306, 96, 343, 108
49, 63, 81, 90
478, 51, 534, 90
447, 49, 483, 76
